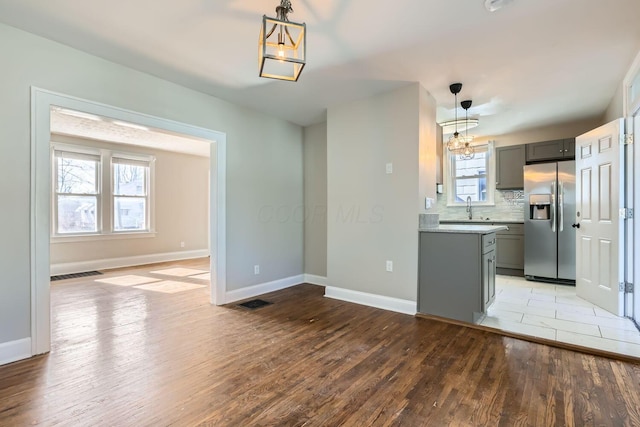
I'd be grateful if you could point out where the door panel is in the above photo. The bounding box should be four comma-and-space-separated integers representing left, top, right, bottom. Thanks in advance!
558, 161, 576, 280
575, 119, 624, 316
524, 163, 558, 278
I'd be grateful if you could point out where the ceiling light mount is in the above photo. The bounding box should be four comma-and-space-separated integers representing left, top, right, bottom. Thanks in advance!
484, 0, 514, 12
259, 0, 306, 82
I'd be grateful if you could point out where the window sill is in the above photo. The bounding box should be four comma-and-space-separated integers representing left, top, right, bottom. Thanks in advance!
51, 231, 157, 244
446, 202, 496, 208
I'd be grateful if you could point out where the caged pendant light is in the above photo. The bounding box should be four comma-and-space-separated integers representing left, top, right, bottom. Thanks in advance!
446, 83, 464, 152
259, 0, 306, 82
458, 99, 475, 160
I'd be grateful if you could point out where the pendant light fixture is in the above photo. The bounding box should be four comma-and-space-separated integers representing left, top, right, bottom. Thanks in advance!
259, 0, 306, 82
459, 100, 475, 160
446, 83, 464, 152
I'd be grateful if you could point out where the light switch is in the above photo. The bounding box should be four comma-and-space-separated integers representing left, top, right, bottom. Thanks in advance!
386, 163, 393, 174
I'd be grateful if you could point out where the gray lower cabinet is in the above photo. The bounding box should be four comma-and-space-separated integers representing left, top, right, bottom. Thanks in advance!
496, 224, 524, 272
482, 248, 496, 310
495, 145, 525, 189
418, 231, 497, 323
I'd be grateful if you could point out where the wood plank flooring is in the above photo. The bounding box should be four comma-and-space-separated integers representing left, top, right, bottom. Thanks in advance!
1, 260, 640, 426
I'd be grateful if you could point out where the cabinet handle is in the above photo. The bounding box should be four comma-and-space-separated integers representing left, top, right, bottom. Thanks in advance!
559, 149, 563, 153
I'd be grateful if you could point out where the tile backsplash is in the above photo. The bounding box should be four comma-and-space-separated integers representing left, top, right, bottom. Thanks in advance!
432, 190, 524, 222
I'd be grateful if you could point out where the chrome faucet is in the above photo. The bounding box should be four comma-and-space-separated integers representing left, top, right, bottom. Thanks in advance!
466, 196, 472, 220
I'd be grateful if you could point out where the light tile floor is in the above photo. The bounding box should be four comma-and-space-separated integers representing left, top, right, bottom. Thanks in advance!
479, 275, 640, 358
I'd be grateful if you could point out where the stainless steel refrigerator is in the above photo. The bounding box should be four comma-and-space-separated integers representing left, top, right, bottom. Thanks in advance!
524, 161, 576, 283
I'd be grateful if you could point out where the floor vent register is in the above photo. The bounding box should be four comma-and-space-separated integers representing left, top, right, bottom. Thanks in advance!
238, 299, 272, 310
51, 271, 103, 281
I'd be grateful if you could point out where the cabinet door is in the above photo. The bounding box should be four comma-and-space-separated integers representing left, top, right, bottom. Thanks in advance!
526, 140, 565, 162
482, 251, 491, 309
495, 234, 525, 269
563, 138, 576, 158
482, 249, 497, 311
489, 250, 496, 306
496, 145, 525, 189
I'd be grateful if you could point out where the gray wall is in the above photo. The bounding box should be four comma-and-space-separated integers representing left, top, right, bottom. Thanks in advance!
50, 134, 210, 265
471, 116, 603, 147
0, 23, 303, 344
327, 83, 436, 301
303, 123, 327, 277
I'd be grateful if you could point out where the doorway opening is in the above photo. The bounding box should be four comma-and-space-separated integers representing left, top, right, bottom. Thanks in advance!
31, 88, 227, 357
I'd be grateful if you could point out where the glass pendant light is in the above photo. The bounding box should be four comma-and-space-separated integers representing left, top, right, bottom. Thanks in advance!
446, 83, 464, 152
458, 100, 475, 160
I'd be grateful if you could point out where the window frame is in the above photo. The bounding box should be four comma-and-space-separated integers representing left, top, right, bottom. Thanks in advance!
50, 142, 156, 241
445, 141, 496, 207
52, 144, 102, 236
111, 153, 153, 234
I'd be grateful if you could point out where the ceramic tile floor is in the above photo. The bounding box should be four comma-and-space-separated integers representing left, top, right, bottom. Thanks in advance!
479, 275, 640, 358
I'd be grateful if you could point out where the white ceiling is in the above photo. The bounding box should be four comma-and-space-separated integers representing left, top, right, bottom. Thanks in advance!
2, 0, 640, 139
50, 110, 211, 157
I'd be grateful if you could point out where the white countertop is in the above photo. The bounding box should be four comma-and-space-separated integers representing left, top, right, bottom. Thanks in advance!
419, 224, 508, 234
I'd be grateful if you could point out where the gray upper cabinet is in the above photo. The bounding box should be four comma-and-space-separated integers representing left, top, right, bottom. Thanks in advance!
496, 145, 525, 189
526, 138, 575, 163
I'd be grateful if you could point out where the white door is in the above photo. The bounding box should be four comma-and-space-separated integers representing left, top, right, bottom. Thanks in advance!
575, 119, 625, 316
635, 113, 640, 325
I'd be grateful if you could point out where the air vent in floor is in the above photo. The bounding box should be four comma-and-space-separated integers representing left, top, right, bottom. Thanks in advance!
51, 271, 103, 281
238, 299, 272, 310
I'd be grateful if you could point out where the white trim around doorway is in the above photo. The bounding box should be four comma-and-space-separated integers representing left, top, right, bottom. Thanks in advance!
30, 88, 227, 357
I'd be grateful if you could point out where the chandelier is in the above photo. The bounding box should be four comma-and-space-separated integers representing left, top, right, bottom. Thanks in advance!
259, 0, 306, 82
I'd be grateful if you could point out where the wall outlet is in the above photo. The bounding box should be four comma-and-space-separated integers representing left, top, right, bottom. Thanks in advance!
386, 163, 393, 174
180, 241, 185, 248
254, 265, 260, 275
386, 260, 393, 272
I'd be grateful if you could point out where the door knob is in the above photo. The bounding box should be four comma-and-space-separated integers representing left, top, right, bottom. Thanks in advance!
572, 223, 580, 229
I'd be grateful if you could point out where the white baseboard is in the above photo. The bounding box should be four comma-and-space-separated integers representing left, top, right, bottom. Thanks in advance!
303, 274, 328, 286
225, 274, 304, 304
324, 286, 417, 315
50, 250, 210, 276
0, 338, 32, 366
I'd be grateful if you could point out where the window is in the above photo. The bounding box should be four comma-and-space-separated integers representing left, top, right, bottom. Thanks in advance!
52, 143, 154, 238
446, 142, 495, 206
54, 150, 100, 234
112, 157, 150, 232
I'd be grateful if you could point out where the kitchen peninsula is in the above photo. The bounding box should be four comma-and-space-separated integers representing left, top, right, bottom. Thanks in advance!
418, 224, 508, 323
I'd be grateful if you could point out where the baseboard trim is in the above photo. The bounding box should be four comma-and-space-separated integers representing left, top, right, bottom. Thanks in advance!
225, 274, 304, 304
324, 286, 417, 315
0, 338, 32, 366
50, 250, 210, 276
303, 274, 328, 286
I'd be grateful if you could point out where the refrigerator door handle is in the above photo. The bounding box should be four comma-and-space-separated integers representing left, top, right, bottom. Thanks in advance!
559, 180, 564, 232
551, 181, 556, 233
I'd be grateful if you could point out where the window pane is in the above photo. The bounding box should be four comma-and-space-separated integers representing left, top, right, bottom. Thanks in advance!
454, 151, 487, 177
455, 177, 487, 202
114, 163, 146, 196
114, 197, 146, 231
57, 195, 98, 233
57, 158, 97, 194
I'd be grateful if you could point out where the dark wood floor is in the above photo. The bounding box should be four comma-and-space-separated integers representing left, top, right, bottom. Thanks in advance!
1, 260, 640, 426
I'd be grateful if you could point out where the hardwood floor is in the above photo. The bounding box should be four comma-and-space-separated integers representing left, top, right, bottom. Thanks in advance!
1, 260, 640, 426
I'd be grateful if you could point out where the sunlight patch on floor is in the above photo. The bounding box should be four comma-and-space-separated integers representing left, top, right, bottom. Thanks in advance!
134, 280, 206, 294
95, 275, 162, 286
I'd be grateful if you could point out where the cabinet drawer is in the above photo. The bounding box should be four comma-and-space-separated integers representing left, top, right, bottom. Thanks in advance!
497, 224, 524, 235
482, 233, 497, 253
